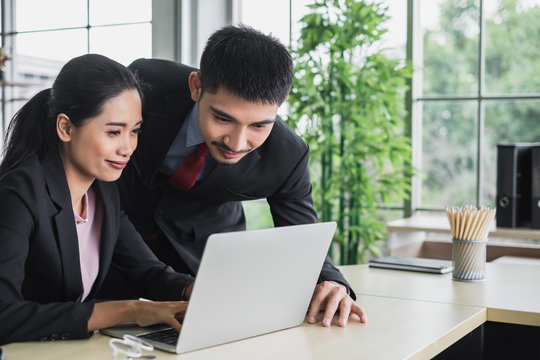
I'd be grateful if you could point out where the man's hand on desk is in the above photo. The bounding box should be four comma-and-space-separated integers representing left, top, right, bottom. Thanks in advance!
307, 281, 367, 327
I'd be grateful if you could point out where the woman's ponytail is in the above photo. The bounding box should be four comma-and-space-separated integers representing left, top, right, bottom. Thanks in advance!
0, 88, 55, 176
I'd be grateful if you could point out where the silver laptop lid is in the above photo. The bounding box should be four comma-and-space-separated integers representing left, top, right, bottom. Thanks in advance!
177, 222, 337, 353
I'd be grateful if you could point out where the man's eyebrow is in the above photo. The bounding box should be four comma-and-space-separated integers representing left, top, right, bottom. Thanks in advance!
210, 106, 236, 121
253, 119, 275, 125
210, 106, 276, 125
105, 120, 143, 127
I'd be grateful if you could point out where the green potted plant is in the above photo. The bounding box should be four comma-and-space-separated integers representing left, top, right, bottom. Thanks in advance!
287, 0, 413, 264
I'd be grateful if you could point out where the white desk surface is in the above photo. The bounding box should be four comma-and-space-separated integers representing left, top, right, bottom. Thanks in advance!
3, 262, 539, 359
341, 263, 540, 326
2, 294, 485, 360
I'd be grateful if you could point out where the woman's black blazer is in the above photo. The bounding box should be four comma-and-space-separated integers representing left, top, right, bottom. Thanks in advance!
0, 149, 193, 345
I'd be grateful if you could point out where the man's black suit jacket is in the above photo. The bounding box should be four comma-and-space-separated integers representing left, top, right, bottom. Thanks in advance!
0, 150, 192, 345
120, 58, 354, 295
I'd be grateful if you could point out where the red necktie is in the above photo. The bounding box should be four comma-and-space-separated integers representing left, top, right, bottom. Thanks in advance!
168, 142, 209, 190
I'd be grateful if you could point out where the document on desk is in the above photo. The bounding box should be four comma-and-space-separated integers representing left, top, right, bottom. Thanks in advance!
369, 256, 453, 274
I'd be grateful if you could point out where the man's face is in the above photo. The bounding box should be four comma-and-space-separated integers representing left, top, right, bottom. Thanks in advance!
190, 73, 279, 165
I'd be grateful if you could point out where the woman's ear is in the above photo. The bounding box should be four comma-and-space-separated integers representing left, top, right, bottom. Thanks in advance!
56, 113, 73, 143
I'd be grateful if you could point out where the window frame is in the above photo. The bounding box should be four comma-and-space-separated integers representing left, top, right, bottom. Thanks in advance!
408, 0, 540, 214
0, 0, 153, 138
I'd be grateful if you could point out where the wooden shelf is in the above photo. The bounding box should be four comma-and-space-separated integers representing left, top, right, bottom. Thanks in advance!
387, 215, 540, 241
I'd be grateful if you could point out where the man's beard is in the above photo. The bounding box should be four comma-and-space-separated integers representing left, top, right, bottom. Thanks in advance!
210, 141, 252, 166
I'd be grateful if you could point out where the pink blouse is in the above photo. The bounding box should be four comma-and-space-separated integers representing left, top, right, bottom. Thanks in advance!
73, 188, 102, 302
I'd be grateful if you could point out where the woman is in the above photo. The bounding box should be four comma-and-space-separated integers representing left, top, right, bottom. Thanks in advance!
0, 54, 194, 345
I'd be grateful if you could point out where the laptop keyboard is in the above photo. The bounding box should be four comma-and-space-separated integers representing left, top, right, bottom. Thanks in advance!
138, 327, 179, 346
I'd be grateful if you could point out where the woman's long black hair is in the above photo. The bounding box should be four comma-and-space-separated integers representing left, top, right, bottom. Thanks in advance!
0, 53, 142, 176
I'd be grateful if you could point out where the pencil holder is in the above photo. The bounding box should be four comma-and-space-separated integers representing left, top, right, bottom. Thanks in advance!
446, 205, 494, 282
451, 238, 486, 281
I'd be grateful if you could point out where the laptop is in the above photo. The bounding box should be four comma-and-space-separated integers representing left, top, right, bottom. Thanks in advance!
101, 222, 337, 354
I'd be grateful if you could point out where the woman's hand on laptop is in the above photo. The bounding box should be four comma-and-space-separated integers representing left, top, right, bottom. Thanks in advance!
307, 281, 367, 327
131, 300, 189, 331
89, 300, 189, 332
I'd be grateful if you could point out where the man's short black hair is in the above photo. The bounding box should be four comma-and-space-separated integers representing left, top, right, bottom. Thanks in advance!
199, 24, 293, 105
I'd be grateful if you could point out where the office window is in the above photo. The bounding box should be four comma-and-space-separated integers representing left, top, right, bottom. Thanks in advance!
421, 100, 477, 207
239, 0, 291, 45
16, 0, 88, 32
417, 0, 540, 210
239, 0, 407, 226
11, 0, 151, 63
0, 0, 152, 139
240, 0, 540, 215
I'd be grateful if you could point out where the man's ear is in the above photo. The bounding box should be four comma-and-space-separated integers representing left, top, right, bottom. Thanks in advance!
56, 113, 73, 143
188, 72, 202, 102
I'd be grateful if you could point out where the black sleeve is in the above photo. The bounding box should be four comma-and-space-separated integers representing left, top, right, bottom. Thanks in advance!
0, 189, 94, 345
108, 210, 195, 301
267, 147, 356, 300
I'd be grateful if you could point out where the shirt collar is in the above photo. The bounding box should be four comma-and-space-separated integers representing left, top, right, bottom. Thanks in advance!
186, 102, 205, 147
73, 190, 89, 225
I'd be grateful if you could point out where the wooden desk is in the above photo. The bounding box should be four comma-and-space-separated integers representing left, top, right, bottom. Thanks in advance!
3, 263, 538, 359
2, 294, 484, 360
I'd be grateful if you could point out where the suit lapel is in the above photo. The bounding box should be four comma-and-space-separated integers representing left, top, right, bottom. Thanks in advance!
137, 87, 194, 189
41, 150, 84, 301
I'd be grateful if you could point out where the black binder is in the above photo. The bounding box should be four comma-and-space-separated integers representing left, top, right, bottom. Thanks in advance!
531, 146, 540, 229
496, 143, 539, 228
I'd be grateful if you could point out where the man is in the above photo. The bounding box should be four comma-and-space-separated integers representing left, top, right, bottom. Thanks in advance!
116, 25, 366, 327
